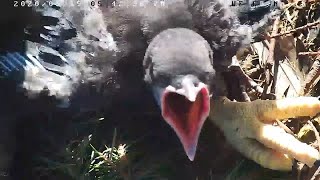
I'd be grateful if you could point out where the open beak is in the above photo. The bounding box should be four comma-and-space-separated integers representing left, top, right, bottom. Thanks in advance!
158, 79, 210, 161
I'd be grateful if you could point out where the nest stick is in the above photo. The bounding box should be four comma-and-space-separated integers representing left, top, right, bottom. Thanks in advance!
301, 60, 320, 95
270, 21, 320, 38
298, 51, 320, 56
266, 17, 280, 93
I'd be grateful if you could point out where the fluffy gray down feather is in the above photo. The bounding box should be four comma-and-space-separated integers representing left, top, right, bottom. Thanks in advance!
0, 0, 279, 106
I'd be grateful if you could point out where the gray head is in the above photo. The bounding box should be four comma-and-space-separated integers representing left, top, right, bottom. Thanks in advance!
143, 28, 215, 161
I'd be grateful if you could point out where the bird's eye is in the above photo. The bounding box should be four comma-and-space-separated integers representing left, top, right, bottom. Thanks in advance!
193, 81, 199, 87
155, 73, 171, 87
199, 72, 211, 82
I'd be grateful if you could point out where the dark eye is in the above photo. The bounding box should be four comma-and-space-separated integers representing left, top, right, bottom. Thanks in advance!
155, 73, 171, 87
199, 72, 213, 83
193, 80, 199, 87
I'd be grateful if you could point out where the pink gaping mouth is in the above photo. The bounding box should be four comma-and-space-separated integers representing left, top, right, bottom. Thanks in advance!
161, 87, 210, 161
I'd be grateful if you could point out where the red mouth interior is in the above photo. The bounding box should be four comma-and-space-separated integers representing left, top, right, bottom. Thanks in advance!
162, 88, 210, 160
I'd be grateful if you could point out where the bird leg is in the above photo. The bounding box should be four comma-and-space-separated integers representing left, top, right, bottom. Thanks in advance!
209, 96, 320, 171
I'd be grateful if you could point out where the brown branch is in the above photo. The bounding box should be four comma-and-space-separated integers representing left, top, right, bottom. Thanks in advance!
276, 119, 296, 137
267, 17, 280, 68
298, 51, 320, 56
301, 60, 320, 95
283, 0, 317, 9
234, 65, 264, 94
266, 17, 280, 95
269, 21, 320, 39
231, 66, 264, 94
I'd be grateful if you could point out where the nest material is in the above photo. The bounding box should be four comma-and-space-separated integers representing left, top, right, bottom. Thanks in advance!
229, 0, 320, 179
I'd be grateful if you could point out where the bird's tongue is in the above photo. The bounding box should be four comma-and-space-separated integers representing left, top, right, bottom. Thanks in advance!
162, 88, 210, 161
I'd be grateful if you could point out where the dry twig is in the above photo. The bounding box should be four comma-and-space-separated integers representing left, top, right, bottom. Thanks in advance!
266, 17, 280, 84
276, 119, 296, 137
263, 17, 280, 99
298, 51, 320, 56
301, 60, 320, 95
230, 63, 264, 94
269, 21, 320, 39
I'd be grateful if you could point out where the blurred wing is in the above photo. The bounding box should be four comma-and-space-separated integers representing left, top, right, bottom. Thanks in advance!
0, 0, 118, 104
0, 0, 279, 104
